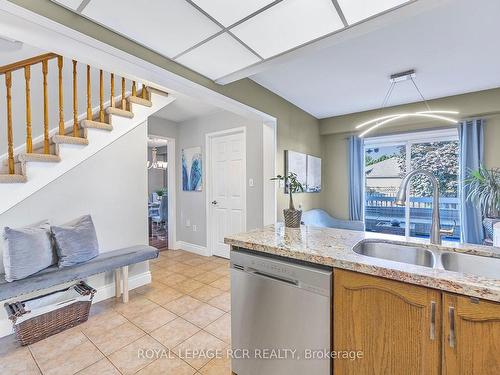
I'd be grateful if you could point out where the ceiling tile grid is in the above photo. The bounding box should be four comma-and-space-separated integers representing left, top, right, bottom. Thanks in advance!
51, 0, 413, 80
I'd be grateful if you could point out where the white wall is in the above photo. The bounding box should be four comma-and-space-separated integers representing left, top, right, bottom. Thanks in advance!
148, 111, 264, 249
0, 122, 150, 335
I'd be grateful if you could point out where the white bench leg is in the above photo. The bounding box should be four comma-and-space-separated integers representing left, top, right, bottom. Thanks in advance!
122, 266, 129, 303
114, 269, 122, 298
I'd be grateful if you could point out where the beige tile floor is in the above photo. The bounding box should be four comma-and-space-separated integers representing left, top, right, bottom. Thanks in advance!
0, 250, 233, 375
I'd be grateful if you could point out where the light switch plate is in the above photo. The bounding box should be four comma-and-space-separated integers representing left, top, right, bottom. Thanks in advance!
249, 178, 254, 187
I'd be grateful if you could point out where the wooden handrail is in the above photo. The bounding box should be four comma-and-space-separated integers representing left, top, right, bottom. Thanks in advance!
0, 53, 138, 173
0, 53, 57, 75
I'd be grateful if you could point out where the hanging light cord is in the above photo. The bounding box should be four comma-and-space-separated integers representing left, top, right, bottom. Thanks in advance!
380, 81, 396, 109
410, 76, 432, 111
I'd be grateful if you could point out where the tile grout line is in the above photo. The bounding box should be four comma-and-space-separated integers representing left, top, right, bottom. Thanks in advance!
78, 329, 125, 375
26, 346, 44, 375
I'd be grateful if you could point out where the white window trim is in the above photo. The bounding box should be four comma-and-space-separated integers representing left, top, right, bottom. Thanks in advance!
364, 128, 459, 238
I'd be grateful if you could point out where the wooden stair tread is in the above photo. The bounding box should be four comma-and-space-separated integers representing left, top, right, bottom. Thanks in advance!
18, 153, 61, 163
81, 119, 113, 131
0, 174, 27, 183
128, 95, 152, 107
106, 107, 134, 118
52, 134, 89, 145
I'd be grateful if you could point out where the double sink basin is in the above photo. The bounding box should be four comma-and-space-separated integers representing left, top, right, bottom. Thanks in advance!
354, 241, 500, 279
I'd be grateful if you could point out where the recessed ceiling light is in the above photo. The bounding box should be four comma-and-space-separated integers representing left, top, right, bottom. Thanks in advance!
337, 0, 411, 25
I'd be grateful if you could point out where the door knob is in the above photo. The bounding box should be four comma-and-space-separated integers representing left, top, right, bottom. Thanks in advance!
211, 200, 218, 205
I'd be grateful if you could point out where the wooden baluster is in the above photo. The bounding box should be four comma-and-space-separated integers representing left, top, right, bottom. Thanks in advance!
42, 59, 49, 154
86, 65, 92, 120
141, 84, 146, 99
110, 73, 115, 108
99, 69, 104, 122
24, 66, 32, 154
57, 56, 64, 135
132, 81, 137, 97
72, 60, 78, 137
5, 71, 14, 174
121, 77, 126, 109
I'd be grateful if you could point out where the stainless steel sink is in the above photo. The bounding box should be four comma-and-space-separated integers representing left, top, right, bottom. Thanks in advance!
441, 252, 500, 279
354, 241, 435, 268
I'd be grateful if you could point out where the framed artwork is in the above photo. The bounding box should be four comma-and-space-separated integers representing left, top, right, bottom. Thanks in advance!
182, 147, 202, 191
285, 150, 322, 193
285, 150, 307, 193
306, 155, 322, 192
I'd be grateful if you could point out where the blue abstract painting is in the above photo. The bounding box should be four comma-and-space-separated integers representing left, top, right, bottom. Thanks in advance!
181, 147, 202, 191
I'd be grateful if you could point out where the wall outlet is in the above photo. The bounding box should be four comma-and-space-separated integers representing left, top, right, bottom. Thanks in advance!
192, 225, 197, 232
186, 219, 191, 227
279, 180, 285, 188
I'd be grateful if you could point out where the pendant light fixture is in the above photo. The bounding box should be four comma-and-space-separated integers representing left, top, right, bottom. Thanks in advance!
147, 147, 168, 170
357, 70, 459, 137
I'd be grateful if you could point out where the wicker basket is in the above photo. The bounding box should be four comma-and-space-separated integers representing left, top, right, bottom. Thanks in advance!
5, 282, 96, 346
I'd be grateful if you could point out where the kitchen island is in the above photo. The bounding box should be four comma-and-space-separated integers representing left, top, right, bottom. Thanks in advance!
225, 224, 500, 375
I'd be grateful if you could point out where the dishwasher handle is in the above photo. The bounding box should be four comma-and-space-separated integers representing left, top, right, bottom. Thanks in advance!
247, 268, 299, 286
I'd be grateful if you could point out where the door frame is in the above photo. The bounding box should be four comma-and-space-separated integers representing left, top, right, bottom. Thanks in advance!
148, 134, 176, 249
205, 127, 247, 257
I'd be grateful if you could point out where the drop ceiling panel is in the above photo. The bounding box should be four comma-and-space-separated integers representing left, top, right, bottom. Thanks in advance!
191, 0, 276, 27
176, 33, 260, 80
231, 0, 344, 58
337, 0, 411, 25
82, 0, 221, 58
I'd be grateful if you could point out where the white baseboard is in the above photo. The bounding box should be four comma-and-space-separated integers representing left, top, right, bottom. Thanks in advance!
92, 271, 152, 304
0, 271, 152, 338
175, 241, 210, 257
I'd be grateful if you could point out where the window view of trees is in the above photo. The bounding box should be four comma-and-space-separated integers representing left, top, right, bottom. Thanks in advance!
397, 141, 459, 198
365, 137, 460, 241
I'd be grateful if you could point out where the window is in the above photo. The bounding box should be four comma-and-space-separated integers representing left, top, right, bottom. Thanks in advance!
364, 129, 460, 241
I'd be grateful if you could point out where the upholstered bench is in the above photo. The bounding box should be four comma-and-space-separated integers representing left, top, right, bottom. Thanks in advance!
0, 245, 159, 303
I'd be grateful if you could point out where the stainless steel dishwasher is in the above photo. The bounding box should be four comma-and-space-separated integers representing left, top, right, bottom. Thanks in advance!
231, 248, 332, 375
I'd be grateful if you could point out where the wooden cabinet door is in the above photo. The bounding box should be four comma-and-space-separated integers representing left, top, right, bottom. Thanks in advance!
443, 293, 500, 375
333, 269, 441, 375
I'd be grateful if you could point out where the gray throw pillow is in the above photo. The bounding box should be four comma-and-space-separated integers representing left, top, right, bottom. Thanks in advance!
3, 220, 56, 282
51, 215, 99, 268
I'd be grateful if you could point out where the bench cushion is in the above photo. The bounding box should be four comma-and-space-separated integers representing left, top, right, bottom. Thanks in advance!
0, 245, 159, 301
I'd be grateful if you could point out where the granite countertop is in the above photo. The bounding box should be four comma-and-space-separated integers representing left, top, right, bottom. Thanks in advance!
224, 224, 500, 302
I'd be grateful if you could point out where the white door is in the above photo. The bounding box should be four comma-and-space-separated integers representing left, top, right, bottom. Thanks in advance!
208, 131, 246, 258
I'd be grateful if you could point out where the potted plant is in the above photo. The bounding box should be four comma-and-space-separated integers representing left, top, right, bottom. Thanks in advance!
271, 172, 304, 228
465, 166, 500, 240
156, 188, 167, 199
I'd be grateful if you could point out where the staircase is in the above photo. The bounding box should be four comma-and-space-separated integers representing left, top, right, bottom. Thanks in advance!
0, 53, 175, 214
